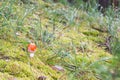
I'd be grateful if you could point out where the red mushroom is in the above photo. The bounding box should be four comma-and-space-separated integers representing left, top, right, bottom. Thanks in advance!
27, 43, 37, 57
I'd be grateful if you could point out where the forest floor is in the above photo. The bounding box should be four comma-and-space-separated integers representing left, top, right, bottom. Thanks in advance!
0, 0, 116, 80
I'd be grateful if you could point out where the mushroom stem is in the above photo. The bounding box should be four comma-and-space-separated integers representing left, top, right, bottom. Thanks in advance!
30, 53, 34, 58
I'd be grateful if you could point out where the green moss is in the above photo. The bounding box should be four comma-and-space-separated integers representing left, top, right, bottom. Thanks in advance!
0, 60, 7, 72
0, 72, 32, 80
4, 61, 32, 77
82, 29, 99, 37
0, 39, 62, 79
29, 57, 60, 79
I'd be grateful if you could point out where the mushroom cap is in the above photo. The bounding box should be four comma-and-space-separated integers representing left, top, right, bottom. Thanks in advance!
28, 43, 37, 53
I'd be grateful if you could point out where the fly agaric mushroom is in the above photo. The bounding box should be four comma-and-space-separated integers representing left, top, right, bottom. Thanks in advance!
27, 43, 37, 58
